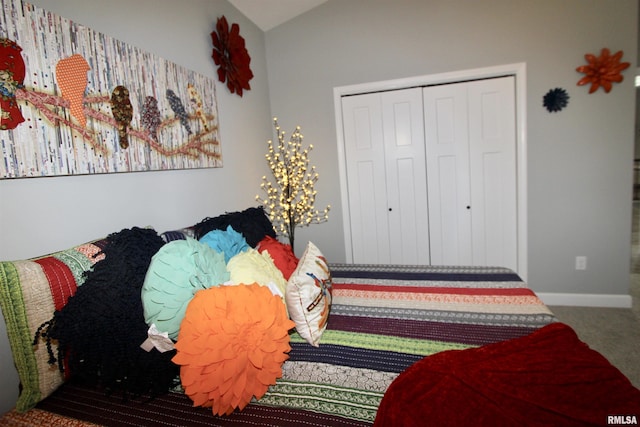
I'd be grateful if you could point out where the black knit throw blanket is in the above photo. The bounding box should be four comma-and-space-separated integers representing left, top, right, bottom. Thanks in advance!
192, 206, 276, 247
34, 227, 180, 398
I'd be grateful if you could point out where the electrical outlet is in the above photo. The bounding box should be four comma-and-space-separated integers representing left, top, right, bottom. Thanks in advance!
575, 256, 587, 270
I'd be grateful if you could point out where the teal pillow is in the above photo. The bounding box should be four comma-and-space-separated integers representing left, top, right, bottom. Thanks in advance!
142, 237, 229, 340
199, 225, 250, 263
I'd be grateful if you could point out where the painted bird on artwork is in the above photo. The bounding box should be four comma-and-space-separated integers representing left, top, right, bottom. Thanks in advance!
166, 89, 192, 135
141, 96, 161, 141
187, 83, 209, 132
55, 54, 90, 127
110, 85, 133, 149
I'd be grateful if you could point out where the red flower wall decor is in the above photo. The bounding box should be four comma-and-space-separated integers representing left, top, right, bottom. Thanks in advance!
211, 16, 253, 97
0, 38, 26, 130
576, 48, 630, 94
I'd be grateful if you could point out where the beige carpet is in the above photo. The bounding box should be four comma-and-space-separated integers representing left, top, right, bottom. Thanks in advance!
550, 295, 640, 389
547, 202, 640, 389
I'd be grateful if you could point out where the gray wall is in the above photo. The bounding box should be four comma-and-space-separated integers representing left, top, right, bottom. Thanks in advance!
265, 0, 638, 297
0, 0, 272, 413
636, 87, 640, 157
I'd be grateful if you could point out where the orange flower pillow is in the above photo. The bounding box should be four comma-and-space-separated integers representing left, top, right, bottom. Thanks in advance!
173, 284, 294, 415
285, 242, 332, 347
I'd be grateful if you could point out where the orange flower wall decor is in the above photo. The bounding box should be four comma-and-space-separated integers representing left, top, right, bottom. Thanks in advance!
173, 283, 294, 416
576, 48, 630, 94
211, 16, 253, 97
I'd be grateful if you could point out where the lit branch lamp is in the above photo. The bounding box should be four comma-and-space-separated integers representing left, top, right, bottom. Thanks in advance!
256, 118, 330, 252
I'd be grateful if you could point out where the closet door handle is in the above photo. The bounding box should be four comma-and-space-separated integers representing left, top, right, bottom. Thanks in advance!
466, 206, 471, 210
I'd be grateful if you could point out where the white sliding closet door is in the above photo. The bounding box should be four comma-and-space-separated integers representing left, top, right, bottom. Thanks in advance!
341, 92, 390, 263
340, 75, 518, 271
468, 77, 517, 269
423, 81, 473, 265
341, 88, 430, 264
423, 76, 517, 270
382, 89, 430, 264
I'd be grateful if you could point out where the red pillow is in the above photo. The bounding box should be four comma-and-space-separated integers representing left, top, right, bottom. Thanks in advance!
257, 236, 299, 280
374, 322, 640, 427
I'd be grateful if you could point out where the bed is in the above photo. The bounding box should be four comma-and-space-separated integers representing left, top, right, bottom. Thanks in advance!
1, 211, 639, 426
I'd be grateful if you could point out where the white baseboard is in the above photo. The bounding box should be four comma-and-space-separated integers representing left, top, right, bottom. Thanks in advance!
537, 292, 633, 308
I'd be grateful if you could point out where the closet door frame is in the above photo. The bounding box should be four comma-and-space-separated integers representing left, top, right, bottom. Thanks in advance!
334, 62, 528, 280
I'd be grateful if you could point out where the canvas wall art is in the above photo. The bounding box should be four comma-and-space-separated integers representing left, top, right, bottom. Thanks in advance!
0, 0, 222, 179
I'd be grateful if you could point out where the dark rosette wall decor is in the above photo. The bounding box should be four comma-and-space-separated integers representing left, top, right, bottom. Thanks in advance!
543, 88, 569, 113
211, 16, 253, 97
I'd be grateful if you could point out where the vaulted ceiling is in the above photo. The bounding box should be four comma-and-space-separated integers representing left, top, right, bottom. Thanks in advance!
228, 0, 327, 31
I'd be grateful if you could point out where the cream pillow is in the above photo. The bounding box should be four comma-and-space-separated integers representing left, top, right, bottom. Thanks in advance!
227, 248, 287, 298
285, 242, 332, 347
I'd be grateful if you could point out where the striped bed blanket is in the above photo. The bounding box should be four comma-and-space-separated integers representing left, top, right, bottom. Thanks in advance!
260, 264, 556, 423
4, 263, 557, 426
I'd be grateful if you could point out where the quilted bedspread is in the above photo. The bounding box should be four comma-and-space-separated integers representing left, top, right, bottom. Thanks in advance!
256, 263, 557, 424
7, 263, 559, 426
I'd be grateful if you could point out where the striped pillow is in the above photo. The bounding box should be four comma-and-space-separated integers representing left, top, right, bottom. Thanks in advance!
0, 240, 105, 412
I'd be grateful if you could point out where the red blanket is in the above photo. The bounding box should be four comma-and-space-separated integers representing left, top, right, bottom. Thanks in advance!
374, 322, 640, 426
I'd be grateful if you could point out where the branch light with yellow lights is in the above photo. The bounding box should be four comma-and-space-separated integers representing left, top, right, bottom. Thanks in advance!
256, 118, 330, 252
